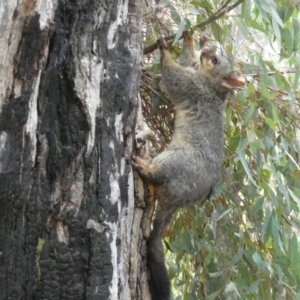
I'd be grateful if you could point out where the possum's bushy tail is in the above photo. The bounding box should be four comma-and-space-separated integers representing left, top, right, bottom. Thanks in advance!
147, 207, 175, 300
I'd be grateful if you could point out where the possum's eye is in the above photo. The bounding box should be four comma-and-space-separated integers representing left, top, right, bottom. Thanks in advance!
211, 56, 218, 65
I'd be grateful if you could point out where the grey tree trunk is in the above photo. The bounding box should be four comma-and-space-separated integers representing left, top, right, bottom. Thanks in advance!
0, 0, 144, 299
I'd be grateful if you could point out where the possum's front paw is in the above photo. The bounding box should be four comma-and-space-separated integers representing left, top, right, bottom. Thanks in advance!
132, 155, 148, 172
132, 155, 155, 181
156, 36, 168, 52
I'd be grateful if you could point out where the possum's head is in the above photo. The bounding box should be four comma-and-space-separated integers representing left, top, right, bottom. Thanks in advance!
199, 47, 246, 91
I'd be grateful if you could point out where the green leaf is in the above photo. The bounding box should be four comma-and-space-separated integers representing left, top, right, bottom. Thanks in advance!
170, 5, 181, 24
244, 105, 255, 125
228, 133, 240, 153
143, 1, 300, 297
283, 148, 300, 172
158, 0, 170, 5
211, 21, 223, 41
234, 17, 249, 38
251, 197, 264, 215
182, 230, 193, 254
264, 117, 276, 130
292, 20, 300, 51
227, 249, 244, 267
246, 128, 256, 143
209, 271, 223, 278
260, 82, 271, 99
252, 252, 262, 268
191, 0, 213, 12
263, 208, 272, 244
274, 264, 283, 281
249, 20, 268, 34
295, 56, 300, 68
283, 28, 293, 54
248, 279, 262, 293
278, 181, 290, 212
293, 69, 300, 91
288, 188, 300, 213
173, 19, 186, 45
272, 217, 285, 254
205, 289, 222, 300
284, 8, 294, 22
238, 150, 257, 187
188, 292, 197, 300
270, 7, 284, 28
271, 102, 278, 125
290, 233, 298, 267
242, 0, 251, 23
272, 15, 281, 41
252, 0, 269, 21
215, 207, 233, 221
249, 140, 262, 153
237, 137, 248, 152
169, 241, 183, 254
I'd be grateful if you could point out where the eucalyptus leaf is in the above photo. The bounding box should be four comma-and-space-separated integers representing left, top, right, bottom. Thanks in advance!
142, 1, 300, 298
238, 150, 257, 186
173, 19, 186, 45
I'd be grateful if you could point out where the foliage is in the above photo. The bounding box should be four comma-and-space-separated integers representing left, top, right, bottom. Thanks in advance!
141, 0, 300, 299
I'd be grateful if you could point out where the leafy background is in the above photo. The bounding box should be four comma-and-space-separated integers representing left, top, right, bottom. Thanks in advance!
141, 0, 300, 299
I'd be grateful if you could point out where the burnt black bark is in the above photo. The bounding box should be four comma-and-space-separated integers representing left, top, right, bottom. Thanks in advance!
0, 0, 143, 299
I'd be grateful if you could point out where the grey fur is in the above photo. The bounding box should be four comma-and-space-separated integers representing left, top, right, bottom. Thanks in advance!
133, 35, 245, 300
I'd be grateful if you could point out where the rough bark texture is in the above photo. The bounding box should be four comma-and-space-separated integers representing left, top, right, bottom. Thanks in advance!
0, 0, 143, 299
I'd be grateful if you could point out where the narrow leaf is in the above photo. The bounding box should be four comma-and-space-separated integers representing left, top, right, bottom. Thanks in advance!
272, 217, 285, 254
290, 233, 298, 267
238, 150, 257, 186
216, 207, 233, 221
251, 197, 264, 215
272, 16, 281, 41
173, 19, 186, 45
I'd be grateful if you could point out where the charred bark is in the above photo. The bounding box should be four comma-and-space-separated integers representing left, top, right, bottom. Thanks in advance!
0, 0, 143, 299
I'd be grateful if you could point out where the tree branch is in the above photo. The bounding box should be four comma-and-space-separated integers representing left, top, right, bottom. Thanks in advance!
143, 0, 245, 55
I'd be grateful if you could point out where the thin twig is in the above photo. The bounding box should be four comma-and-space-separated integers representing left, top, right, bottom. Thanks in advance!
143, 0, 245, 55
249, 68, 297, 77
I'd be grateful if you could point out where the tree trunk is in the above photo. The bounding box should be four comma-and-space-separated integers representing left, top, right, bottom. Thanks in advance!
0, 0, 144, 299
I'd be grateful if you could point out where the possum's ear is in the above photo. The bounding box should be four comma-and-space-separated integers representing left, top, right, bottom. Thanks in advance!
222, 71, 246, 90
